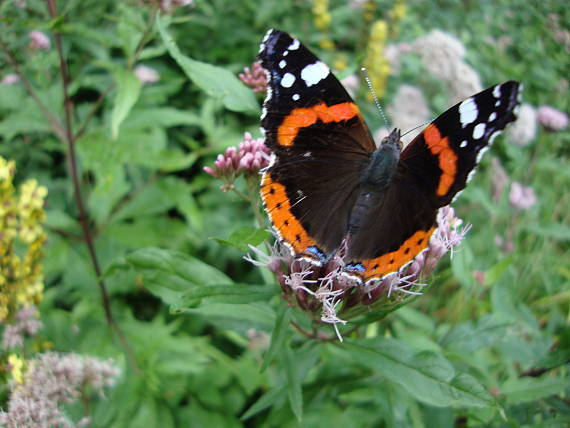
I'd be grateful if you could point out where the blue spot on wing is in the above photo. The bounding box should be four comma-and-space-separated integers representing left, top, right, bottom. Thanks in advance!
345, 263, 365, 272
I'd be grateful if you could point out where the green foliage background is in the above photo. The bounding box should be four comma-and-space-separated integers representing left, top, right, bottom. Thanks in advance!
1, 0, 569, 426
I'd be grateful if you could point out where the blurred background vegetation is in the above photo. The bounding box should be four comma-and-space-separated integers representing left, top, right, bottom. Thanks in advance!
0, 0, 568, 426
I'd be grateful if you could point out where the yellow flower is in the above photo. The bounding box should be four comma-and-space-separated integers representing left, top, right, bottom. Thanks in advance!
362, 20, 390, 99
8, 354, 25, 384
0, 156, 47, 322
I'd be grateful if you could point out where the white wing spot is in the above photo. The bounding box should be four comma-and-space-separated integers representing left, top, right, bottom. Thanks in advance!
283, 50, 289, 56
281, 73, 296, 88
495, 100, 501, 107
279, 60, 287, 69
476, 146, 490, 164
459, 98, 478, 127
473, 123, 486, 139
489, 112, 497, 122
301, 61, 330, 87
460, 140, 468, 148
303, 151, 311, 157
292, 93, 300, 101
493, 84, 502, 98
288, 39, 300, 50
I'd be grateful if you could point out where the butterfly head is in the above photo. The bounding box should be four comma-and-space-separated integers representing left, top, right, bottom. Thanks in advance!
379, 128, 403, 152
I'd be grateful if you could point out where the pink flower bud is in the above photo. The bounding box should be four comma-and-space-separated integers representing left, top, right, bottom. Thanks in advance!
29, 31, 50, 50
134, 64, 160, 84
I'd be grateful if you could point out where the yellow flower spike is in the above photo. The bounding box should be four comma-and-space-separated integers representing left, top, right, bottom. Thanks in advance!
8, 354, 25, 384
0, 156, 47, 320
362, 19, 391, 100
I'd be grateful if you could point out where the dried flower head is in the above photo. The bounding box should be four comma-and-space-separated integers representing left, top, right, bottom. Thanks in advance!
28, 31, 50, 50
0, 352, 120, 428
248, 206, 469, 340
506, 103, 537, 146
537, 105, 569, 131
509, 182, 537, 211
239, 61, 268, 93
387, 85, 431, 144
203, 132, 270, 189
134, 64, 160, 84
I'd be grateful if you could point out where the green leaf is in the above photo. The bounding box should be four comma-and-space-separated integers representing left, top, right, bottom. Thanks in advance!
211, 227, 271, 251
261, 303, 292, 372
156, 16, 259, 114
123, 247, 232, 305
180, 303, 275, 329
283, 347, 303, 422
502, 376, 570, 404
111, 68, 142, 139
525, 223, 570, 241
176, 284, 277, 309
241, 386, 287, 420
340, 339, 498, 408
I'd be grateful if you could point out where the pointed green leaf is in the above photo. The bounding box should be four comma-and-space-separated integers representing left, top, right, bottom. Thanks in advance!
261, 303, 292, 372
111, 68, 142, 139
283, 347, 303, 421
156, 16, 259, 114
339, 339, 498, 408
240, 386, 287, 420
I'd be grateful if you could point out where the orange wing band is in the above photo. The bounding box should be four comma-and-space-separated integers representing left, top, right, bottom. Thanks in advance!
423, 124, 458, 196
260, 173, 317, 253
277, 102, 361, 147
349, 227, 437, 282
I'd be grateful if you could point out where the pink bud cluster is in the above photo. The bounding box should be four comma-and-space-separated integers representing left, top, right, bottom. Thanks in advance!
247, 206, 469, 339
537, 105, 569, 131
28, 31, 50, 50
239, 62, 268, 93
203, 133, 270, 185
2, 306, 43, 349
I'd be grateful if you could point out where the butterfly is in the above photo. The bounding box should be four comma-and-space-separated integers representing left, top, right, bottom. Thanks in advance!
258, 29, 521, 284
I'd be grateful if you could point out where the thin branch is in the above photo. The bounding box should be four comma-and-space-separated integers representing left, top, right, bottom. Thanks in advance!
0, 38, 67, 141
46, 0, 139, 371
74, 82, 115, 140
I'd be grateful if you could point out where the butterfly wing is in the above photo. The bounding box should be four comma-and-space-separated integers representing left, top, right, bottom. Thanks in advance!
344, 81, 522, 283
258, 29, 376, 263
399, 81, 522, 207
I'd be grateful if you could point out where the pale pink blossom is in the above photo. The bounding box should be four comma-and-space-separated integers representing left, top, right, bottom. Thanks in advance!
537, 105, 569, 131
29, 31, 50, 50
1, 73, 20, 85
134, 64, 160, 84
509, 182, 537, 211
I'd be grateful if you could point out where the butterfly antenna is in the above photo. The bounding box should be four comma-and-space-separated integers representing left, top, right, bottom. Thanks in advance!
401, 119, 433, 138
360, 67, 390, 128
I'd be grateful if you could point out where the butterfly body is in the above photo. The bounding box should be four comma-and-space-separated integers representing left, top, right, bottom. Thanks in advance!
258, 29, 521, 284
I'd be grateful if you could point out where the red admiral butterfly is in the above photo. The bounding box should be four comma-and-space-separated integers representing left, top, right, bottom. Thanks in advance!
258, 29, 521, 284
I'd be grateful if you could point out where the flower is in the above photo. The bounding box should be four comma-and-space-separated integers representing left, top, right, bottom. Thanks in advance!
537, 105, 569, 131
363, 20, 390, 99
203, 132, 270, 188
387, 84, 431, 144
28, 31, 50, 50
160, 0, 194, 12
506, 104, 537, 146
340, 74, 360, 98
134, 64, 160, 84
2, 306, 43, 349
1, 157, 47, 322
1, 74, 20, 85
490, 157, 509, 202
248, 206, 469, 340
509, 182, 537, 211
0, 352, 120, 428
239, 61, 268, 93
409, 30, 482, 103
